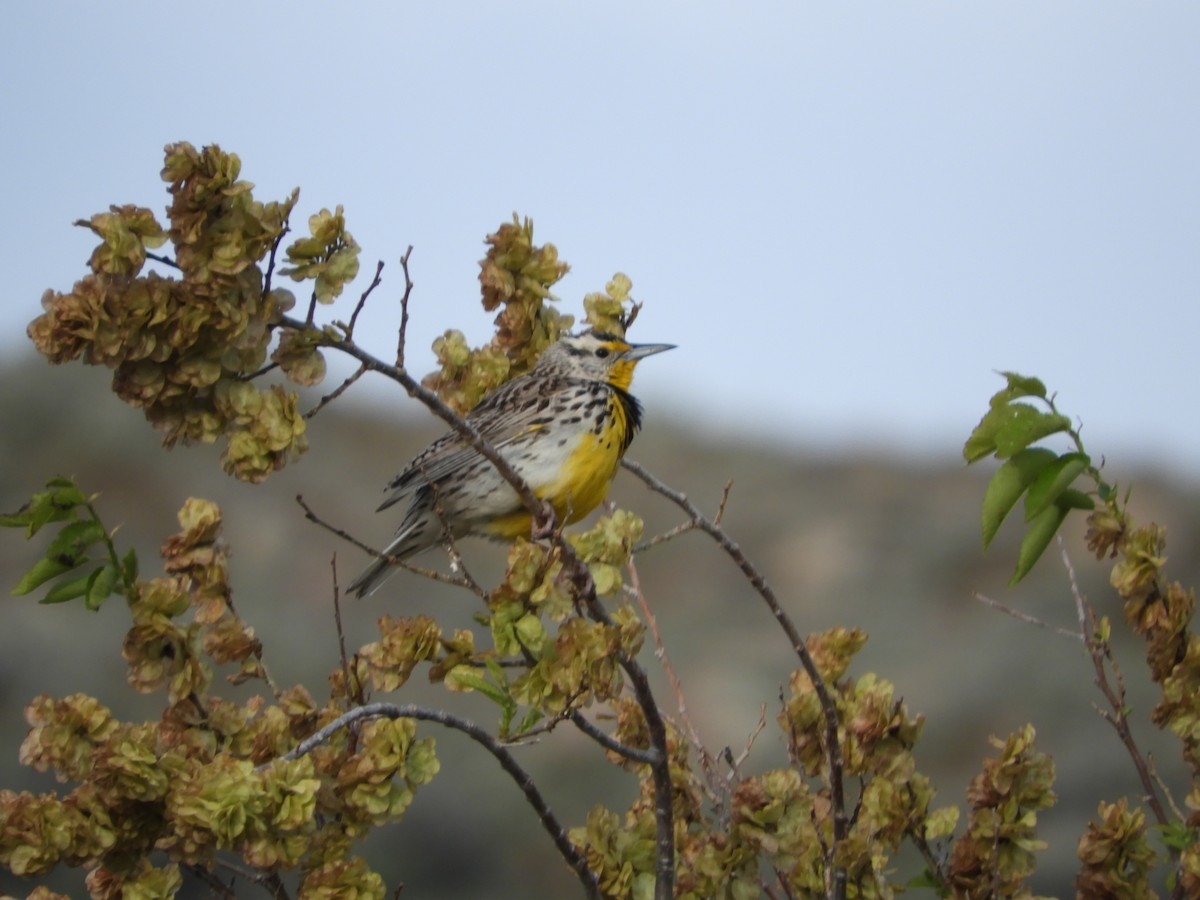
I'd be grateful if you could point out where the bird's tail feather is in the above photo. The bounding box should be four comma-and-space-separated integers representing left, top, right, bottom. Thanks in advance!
346, 520, 434, 598
346, 555, 397, 599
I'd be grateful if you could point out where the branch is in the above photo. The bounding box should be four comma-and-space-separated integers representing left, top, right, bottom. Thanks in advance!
305, 364, 367, 419
568, 710, 661, 766
626, 555, 725, 806
394, 246, 414, 368
146, 251, 181, 270
295, 494, 484, 596
1062, 541, 1171, 828
621, 458, 848, 898
208, 858, 289, 900
186, 864, 240, 899
348, 259, 386, 337
262, 224, 290, 299
973, 592, 1083, 641
328, 554, 360, 707
279, 702, 602, 900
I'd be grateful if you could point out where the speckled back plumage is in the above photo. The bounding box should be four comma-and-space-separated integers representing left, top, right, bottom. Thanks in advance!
348, 331, 674, 597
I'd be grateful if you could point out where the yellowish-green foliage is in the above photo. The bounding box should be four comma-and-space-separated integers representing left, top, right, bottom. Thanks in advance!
6, 141, 1200, 898
1, 494, 438, 897
26, 143, 354, 483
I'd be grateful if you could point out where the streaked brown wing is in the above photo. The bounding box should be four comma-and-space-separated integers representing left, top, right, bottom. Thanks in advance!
376, 376, 565, 511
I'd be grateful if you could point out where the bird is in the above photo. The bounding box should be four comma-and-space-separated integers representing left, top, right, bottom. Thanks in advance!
347, 330, 675, 597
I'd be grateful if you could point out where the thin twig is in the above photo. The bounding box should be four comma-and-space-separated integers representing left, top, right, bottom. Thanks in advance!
304, 289, 319, 328
714, 480, 733, 527
186, 864, 239, 899
620, 301, 643, 333
621, 457, 848, 900
568, 710, 661, 765
631, 519, 698, 554
431, 493, 488, 601
395, 246, 414, 368
146, 251, 182, 270
908, 826, 949, 893
348, 260, 386, 337
626, 556, 724, 805
262, 224, 290, 299
279, 702, 602, 900
240, 361, 281, 382
724, 705, 768, 774
329, 554, 357, 706
1061, 541, 1171, 828
1147, 754, 1187, 822
305, 364, 367, 419
295, 495, 482, 594
210, 858, 289, 900
973, 592, 1083, 641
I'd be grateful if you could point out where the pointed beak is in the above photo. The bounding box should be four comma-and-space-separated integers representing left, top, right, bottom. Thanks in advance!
621, 342, 676, 362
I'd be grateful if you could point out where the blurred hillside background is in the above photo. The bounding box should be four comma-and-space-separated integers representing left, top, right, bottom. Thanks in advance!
3, 2, 1199, 896
2, 353, 1199, 897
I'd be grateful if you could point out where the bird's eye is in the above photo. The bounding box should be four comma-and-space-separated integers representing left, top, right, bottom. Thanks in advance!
595, 347, 610, 359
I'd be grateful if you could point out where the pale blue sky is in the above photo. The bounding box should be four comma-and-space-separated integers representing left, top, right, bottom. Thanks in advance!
5, 2, 1198, 474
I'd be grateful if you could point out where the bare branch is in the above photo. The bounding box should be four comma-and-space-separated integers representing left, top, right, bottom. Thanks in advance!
1061, 540, 1171, 828
262, 224, 290, 299
973, 592, 1083, 641
209, 858, 289, 900
295, 494, 484, 595
146, 251, 182, 270
329, 554, 359, 706
239, 361, 282, 382
626, 556, 725, 805
395, 246, 414, 368
568, 710, 661, 765
1147, 753, 1187, 822
279, 702, 602, 900
348, 259, 386, 337
305, 364, 367, 419
631, 519, 698, 554
304, 289, 320, 329
714, 479, 733, 527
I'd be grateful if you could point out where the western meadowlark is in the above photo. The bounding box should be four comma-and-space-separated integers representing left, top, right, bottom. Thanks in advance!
348, 330, 674, 596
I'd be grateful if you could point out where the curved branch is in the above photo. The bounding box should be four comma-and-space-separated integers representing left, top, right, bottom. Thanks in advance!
281, 702, 602, 900
569, 710, 661, 766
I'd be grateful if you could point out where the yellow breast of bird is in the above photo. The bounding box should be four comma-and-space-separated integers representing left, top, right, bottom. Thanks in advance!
482, 393, 630, 539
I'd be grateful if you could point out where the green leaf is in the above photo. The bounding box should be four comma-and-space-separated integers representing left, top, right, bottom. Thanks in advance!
40, 570, 94, 604
990, 372, 1048, 408
86, 563, 118, 610
963, 413, 1000, 463
981, 448, 1058, 548
1009, 492, 1091, 585
1024, 452, 1090, 521
1158, 820, 1197, 853
445, 664, 511, 707
1058, 487, 1095, 511
993, 404, 1071, 458
46, 519, 106, 564
3, 479, 90, 537
12, 557, 75, 596
967, 402, 1071, 463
